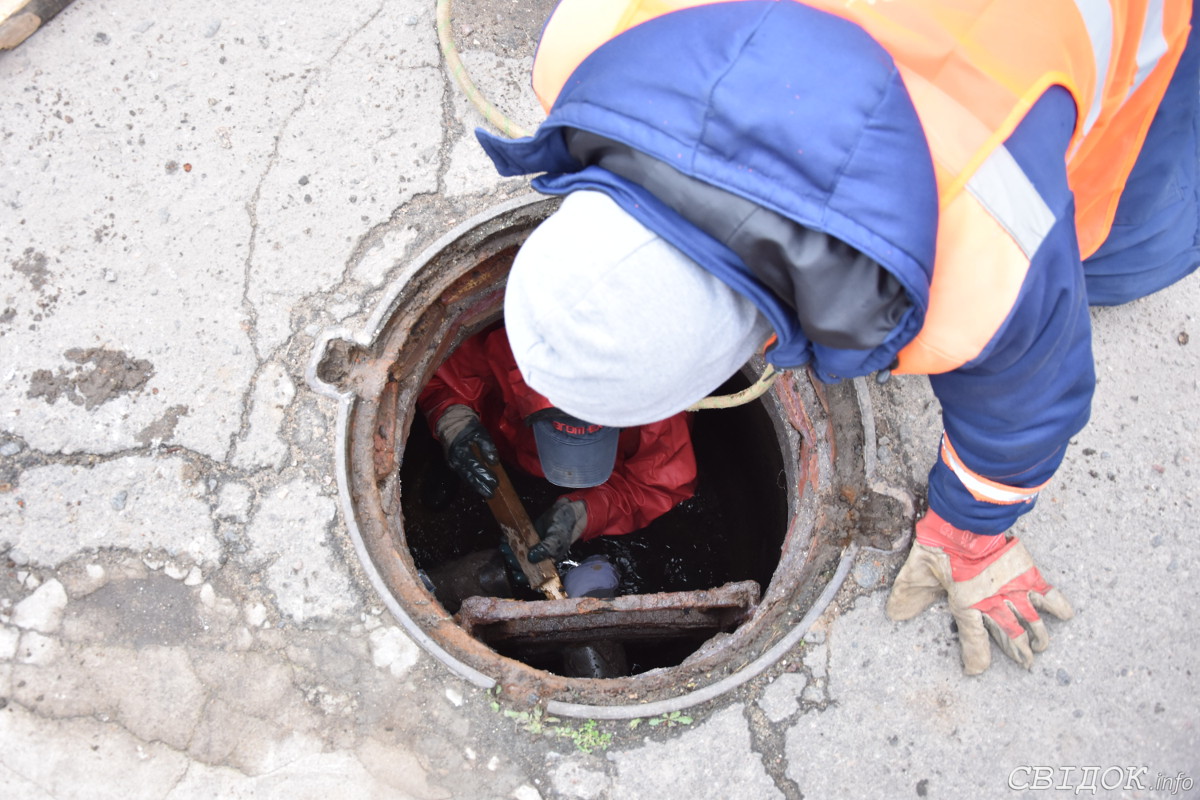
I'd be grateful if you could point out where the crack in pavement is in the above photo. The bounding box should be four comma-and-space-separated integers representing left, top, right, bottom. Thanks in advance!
745, 700, 806, 800
238, 0, 390, 368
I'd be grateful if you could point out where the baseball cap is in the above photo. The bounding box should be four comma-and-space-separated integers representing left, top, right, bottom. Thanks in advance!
528, 408, 620, 488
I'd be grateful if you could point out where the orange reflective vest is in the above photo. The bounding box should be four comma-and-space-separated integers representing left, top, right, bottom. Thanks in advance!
531, 0, 1191, 374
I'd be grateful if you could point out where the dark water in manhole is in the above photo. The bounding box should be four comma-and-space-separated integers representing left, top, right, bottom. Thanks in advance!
399, 368, 788, 674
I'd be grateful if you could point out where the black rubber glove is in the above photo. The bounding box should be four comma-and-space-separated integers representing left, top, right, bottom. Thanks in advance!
436, 405, 499, 499
528, 499, 587, 563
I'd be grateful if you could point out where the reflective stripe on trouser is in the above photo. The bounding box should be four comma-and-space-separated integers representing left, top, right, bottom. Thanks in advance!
939, 434, 1049, 505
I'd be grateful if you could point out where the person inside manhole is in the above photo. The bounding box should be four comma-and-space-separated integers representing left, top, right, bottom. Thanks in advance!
417, 324, 699, 577
470, 0, 1200, 675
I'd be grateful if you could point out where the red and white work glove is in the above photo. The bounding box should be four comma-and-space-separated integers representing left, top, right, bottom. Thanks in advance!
885, 509, 1075, 675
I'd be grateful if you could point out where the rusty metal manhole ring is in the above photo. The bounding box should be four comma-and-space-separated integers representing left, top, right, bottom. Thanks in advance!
307, 194, 901, 719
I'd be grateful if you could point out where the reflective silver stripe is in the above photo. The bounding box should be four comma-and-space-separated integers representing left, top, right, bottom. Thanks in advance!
1074, 0, 1115, 138
941, 436, 1040, 505
1127, 0, 1168, 100
965, 145, 1056, 259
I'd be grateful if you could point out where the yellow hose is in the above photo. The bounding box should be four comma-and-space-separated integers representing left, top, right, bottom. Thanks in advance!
686, 365, 781, 411
436, 0, 533, 139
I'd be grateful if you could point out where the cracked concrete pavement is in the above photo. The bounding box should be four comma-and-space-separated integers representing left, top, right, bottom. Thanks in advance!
1, 1, 1198, 798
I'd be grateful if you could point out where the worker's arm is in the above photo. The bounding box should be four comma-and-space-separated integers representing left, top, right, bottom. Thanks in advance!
924, 87, 1094, 536
889, 88, 1088, 674
564, 413, 699, 539
417, 333, 504, 498
416, 333, 497, 427
907, 197, 1091, 672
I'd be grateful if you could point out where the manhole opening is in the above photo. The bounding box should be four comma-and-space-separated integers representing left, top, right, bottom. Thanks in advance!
317, 196, 857, 712
399, 322, 788, 676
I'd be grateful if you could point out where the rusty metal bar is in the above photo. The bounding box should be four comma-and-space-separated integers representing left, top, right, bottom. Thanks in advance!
456, 580, 760, 646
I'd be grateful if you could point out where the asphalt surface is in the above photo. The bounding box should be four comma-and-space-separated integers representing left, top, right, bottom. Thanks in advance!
1, 2, 1198, 798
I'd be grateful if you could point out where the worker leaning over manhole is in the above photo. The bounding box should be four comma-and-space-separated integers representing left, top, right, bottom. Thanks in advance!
472, 0, 1200, 674
417, 325, 698, 564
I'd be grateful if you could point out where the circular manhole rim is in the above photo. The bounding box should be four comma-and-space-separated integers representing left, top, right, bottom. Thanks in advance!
308, 194, 869, 718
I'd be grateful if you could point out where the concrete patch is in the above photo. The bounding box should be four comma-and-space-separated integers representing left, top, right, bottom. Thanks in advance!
280, 627, 372, 688
785, 588, 1200, 798
11, 647, 111, 719
211, 727, 328, 780
185, 653, 327, 775
61, 573, 200, 648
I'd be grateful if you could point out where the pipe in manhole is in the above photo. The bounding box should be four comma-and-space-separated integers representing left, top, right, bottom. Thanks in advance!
307, 194, 906, 719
